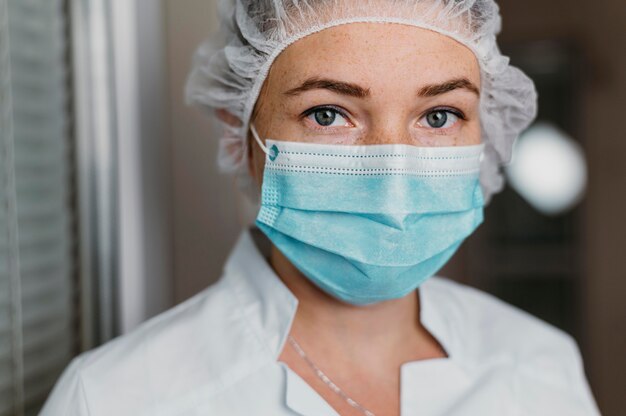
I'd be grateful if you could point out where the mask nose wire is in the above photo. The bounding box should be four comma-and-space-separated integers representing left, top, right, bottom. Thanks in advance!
250, 123, 270, 155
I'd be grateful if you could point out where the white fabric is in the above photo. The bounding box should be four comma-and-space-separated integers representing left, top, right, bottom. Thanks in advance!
41, 229, 600, 415
262, 139, 485, 174
184, 0, 539, 204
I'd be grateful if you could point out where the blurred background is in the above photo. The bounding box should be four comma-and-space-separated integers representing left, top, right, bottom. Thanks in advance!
0, 0, 624, 415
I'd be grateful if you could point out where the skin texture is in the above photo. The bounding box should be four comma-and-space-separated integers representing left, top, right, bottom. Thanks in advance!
222, 22, 481, 416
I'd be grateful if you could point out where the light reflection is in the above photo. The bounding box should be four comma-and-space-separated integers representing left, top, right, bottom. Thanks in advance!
505, 121, 587, 215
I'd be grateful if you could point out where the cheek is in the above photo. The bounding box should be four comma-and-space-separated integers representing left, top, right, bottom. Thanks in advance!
452, 125, 482, 146
466, 121, 483, 145
253, 150, 264, 184
410, 121, 482, 147
246, 134, 266, 187
455, 119, 482, 145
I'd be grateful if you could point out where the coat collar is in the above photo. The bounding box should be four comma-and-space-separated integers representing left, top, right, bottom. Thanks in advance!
222, 228, 338, 415
222, 228, 299, 361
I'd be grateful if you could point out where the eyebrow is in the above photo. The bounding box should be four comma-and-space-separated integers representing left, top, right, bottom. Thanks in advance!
283, 77, 371, 98
418, 78, 480, 97
283, 76, 480, 98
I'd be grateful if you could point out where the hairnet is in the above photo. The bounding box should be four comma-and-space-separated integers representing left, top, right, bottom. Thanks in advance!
185, 0, 538, 204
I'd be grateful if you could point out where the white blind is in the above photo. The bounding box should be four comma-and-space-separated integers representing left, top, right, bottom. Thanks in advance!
0, 0, 76, 415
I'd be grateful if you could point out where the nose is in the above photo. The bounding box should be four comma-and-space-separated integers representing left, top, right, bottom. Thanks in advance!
361, 113, 414, 146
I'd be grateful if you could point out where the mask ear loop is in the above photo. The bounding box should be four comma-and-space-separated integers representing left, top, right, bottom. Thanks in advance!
250, 123, 270, 155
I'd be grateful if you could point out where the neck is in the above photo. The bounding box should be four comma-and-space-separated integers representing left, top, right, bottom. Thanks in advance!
270, 246, 446, 370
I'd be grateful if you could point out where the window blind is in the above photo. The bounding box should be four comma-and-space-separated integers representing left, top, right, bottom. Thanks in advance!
0, 0, 77, 415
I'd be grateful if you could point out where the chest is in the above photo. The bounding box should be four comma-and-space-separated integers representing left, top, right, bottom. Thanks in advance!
279, 360, 399, 416
184, 359, 522, 416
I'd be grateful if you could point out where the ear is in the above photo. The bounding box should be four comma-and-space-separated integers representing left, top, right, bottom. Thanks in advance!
215, 108, 243, 128
212, 109, 251, 175
215, 109, 260, 183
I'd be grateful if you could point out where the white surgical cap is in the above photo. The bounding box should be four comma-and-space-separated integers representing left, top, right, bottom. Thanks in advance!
185, 0, 538, 204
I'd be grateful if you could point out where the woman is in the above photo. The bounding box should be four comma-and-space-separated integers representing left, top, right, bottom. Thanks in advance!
42, 0, 601, 415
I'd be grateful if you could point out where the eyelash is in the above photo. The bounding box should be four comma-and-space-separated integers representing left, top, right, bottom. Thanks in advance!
427, 107, 467, 121
301, 105, 351, 131
301, 105, 467, 131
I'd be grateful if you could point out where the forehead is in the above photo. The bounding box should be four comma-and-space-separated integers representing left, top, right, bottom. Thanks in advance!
270, 23, 480, 92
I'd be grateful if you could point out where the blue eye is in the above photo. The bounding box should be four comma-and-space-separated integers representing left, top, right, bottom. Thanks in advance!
304, 107, 350, 128
419, 109, 463, 129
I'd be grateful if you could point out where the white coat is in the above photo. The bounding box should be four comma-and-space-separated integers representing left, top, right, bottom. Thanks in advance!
40, 229, 601, 415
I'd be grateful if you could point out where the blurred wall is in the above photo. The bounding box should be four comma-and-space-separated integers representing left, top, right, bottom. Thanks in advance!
163, 0, 242, 302
497, 1, 626, 413
163, 1, 626, 414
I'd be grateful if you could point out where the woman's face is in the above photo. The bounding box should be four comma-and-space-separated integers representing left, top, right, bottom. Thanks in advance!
248, 23, 482, 184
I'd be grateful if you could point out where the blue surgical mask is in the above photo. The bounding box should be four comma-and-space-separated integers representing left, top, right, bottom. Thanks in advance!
250, 124, 485, 305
